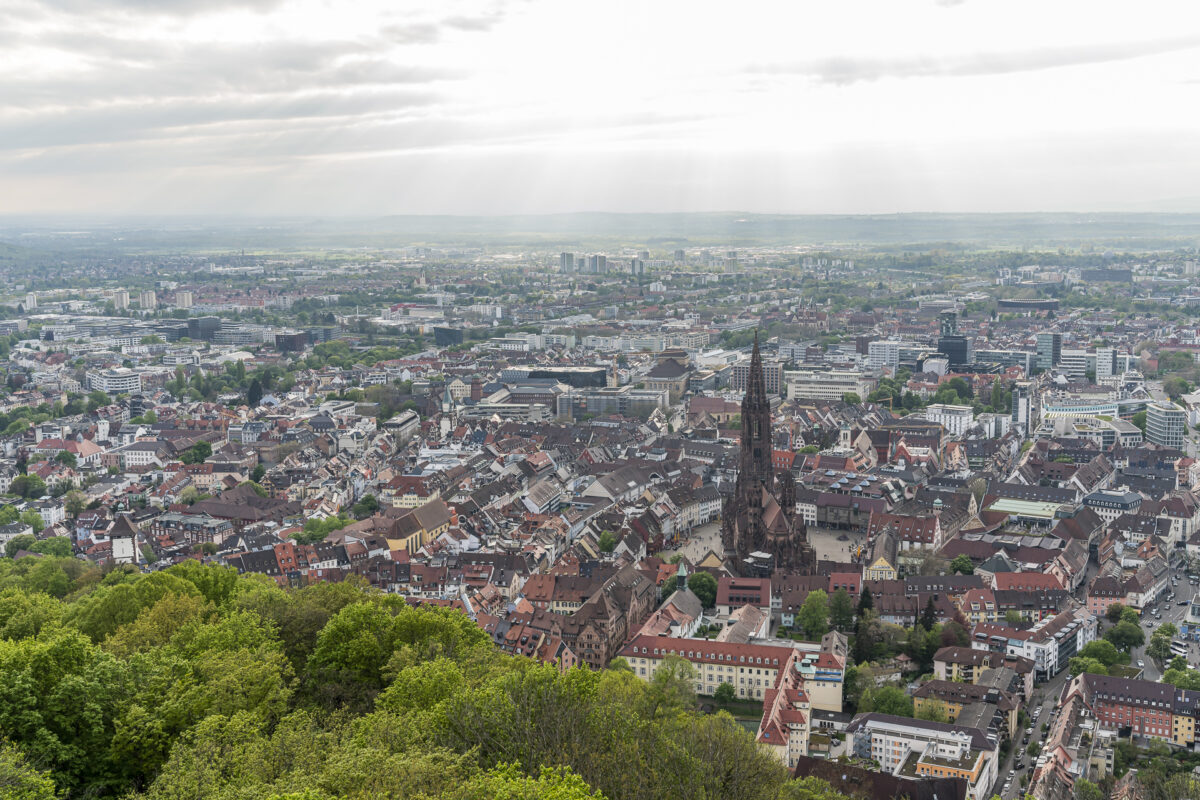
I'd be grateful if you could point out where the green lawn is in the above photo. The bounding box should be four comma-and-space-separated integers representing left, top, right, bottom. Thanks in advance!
701, 696, 765, 718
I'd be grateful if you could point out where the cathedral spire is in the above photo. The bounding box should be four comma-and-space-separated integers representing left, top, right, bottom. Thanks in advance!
740, 329, 772, 490
722, 327, 816, 577
744, 330, 765, 410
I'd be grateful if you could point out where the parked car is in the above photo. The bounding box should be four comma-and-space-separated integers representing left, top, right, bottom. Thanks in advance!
1138, 659, 1146, 668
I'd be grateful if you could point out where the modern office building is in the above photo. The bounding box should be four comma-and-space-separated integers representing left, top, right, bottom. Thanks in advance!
868, 340, 902, 371
1146, 401, 1186, 449
785, 369, 877, 402
923, 404, 975, 436
570, 385, 669, 418
501, 366, 608, 388
732, 359, 785, 395
974, 349, 1034, 374
1011, 381, 1034, 432
936, 312, 973, 368
1035, 333, 1061, 372
87, 368, 144, 394
1095, 347, 1117, 382
1058, 349, 1088, 381
187, 316, 222, 341
433, 326, 464, 346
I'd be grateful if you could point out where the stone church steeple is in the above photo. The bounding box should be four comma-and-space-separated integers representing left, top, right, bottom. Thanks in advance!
721, 331, 815, 575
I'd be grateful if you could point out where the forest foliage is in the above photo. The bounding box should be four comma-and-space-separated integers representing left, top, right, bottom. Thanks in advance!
0, 558, 850, 800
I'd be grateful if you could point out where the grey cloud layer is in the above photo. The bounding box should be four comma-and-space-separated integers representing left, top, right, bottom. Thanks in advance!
1, 2, 497, 158
752, 36, 1200, 84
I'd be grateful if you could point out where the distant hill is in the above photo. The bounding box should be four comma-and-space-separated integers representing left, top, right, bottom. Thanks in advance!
364, 211, 1200, 247
2, 211, 1199, 251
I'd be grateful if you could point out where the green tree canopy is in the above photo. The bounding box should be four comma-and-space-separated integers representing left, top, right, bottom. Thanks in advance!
0, 740, 58, 800
596, 530, 618, 553
1105, 620, 1146, 651
1078, 639, 1124, 667
686, 571, 718, 609
293, 515, 352, 545
859, 685, 913, 717
29, 536, 70, 557
714, 682, 737, 704
664, 571, 718, 610
798, 589, 829, 640
4, 534, 37, 559
180, 441, 213, 465
1069, 656, 1110, 677
829, 588, 855, 633
9, 475, 46, 499
0, 559, 860, 800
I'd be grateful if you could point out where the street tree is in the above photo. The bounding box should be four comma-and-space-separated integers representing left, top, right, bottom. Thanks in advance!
1104, 620, 1145, 651
829, 588, 855, 632
798, 589, 829, 640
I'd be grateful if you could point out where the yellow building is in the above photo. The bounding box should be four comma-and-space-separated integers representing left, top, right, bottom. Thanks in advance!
911, 748, 988, 786
913, 680, 1019, 740
385, 498, 452, 553
865, 529, 897, 581
1173, 690, 1200, 746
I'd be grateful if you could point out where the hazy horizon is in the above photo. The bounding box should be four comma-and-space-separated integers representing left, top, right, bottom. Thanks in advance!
5, 0, 1200, 216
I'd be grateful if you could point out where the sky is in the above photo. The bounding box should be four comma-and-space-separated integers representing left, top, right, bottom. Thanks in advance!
3, 0, 1199, 216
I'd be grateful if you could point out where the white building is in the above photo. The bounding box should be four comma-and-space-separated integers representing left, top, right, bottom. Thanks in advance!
174, 290, 193, 308
26, 500, 66, 529
973, 608, 1098, 681
1082, 489, 1142, 524
1011, 381, 1034, 433
1095, 347, 1117, 382
1146, 401, 1186, 450
1059, 349, 1088, 381
112, 290, 130, 310
139, 290, 157, 310
87, 368, 144, 394
785, 369, 876, 402
868, 340, 902, 371
162, 351, 201, 366
923, 404, 975, 436
845, 714, 998, 800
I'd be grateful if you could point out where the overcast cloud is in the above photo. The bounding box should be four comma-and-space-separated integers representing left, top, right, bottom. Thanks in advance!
2, 0, 1198, 215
